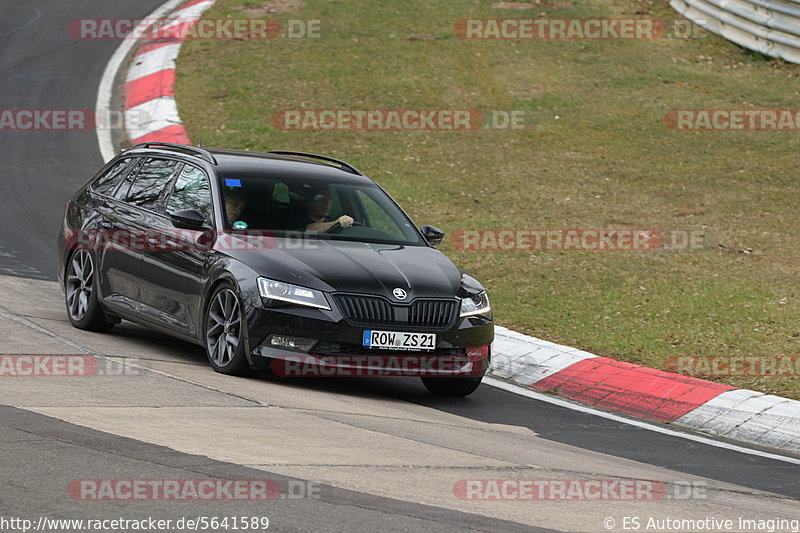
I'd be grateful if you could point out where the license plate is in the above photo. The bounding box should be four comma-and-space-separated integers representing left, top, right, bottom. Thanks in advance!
362, 330, 436, 350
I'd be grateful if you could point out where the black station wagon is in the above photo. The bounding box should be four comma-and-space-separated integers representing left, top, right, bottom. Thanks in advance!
57, 143, 493, 396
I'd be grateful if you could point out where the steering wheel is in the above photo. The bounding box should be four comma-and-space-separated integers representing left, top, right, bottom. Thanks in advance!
324, 220, 363, 234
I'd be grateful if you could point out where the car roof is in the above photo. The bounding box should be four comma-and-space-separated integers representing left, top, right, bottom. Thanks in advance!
211, 150, 373, 184
123, 145, 374, 186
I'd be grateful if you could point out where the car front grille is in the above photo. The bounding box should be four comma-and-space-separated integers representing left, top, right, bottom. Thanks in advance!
333, 294, 394, 325
333, 294, 457, 329
408, 299, 457, 328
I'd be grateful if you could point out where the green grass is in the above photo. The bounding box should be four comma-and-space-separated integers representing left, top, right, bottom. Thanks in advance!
176, 0, 800, 399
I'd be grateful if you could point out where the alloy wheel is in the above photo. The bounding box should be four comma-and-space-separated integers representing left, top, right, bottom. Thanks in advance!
206, 288, 242, 367
66, 250, 94, 322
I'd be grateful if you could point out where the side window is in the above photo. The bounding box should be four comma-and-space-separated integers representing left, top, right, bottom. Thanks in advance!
356, 190, 405, 239
126, 158, 181, 210
112, 158, 144, 201
165, 165, 213, 225
91, 159, 132, 196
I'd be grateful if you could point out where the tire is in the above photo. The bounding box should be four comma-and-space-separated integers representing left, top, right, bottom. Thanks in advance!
204, 283, 252, 376
421, 376, 483, 397
64, 249, 116, 332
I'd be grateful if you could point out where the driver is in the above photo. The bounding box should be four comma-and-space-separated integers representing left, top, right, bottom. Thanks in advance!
287, 185, 353, 232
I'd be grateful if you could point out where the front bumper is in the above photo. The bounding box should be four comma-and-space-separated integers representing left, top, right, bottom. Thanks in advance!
246, 299, 493, 377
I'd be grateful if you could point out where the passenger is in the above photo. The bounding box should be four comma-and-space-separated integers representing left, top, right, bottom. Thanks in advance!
224, 190, 248, 225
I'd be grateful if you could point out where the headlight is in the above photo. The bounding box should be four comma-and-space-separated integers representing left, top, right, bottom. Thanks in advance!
460, 291, 491, 317
257, 277, 330, 310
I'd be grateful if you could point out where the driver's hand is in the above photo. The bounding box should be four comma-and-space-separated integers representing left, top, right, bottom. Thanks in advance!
338, 215, 354, 228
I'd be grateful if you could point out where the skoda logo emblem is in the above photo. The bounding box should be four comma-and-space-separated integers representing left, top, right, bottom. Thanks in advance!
393, 288, 407, 300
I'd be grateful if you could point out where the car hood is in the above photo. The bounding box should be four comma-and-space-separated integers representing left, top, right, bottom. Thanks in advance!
223, 236, 463, 299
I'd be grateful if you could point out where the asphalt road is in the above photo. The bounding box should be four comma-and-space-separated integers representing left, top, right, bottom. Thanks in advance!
0, 1, 798, 532
0, 0, 166, 279
1, 276, 798, 532
0, 405, 541, 533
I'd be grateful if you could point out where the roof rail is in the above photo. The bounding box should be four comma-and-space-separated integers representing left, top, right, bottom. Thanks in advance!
131, 142, 218, 165
268, 151, 362, 175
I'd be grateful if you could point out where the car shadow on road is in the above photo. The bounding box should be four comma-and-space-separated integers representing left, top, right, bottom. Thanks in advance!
103, 320, 486, 407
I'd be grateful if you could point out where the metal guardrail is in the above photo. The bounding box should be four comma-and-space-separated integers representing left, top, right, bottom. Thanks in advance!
671, 0, 800, 63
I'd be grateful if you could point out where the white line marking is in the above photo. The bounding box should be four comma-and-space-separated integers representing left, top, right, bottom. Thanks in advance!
95, 0, 187, 163
484, 376, 800, 465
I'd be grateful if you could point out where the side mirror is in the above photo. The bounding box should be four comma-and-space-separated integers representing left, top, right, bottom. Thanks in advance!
169, 209, 206, 230
420, 225, 445, 247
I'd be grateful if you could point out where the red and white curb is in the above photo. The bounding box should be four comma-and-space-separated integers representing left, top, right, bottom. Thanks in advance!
122, 0, 217, 146
103, 1, 800, 457
490, 326, 800, 454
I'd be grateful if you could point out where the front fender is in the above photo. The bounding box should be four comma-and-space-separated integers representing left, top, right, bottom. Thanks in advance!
200, 254, 263, 369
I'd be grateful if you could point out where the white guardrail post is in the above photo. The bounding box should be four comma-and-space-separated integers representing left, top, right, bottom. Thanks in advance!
671, 0, 800, 63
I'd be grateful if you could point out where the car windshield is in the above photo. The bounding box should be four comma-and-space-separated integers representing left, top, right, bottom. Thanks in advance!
216, 174, 425, 246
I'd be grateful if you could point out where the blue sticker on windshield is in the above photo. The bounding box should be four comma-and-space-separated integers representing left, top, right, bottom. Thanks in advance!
225, 179, 242, 187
